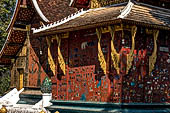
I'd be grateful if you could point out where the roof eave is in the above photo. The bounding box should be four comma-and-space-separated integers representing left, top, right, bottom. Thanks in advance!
33, 18, 170, 37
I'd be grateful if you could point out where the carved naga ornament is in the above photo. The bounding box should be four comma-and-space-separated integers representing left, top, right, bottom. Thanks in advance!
96, 28, 107, 75
56, 35, 66, 75
108, 26, 120, 74
126, 26, 137, 74
108, 25, 137, 75
46, 37, 56, 75
149, 30, 159, 75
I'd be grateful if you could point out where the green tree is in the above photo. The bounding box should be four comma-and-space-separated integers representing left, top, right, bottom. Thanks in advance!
0, 0, 16, 48
0, 68, 10, 95
0, 0, 16, 96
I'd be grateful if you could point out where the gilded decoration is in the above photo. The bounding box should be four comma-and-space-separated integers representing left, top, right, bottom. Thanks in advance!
126, 26, 137, 74
108, 26, 120, 74
90, 0, 128, 8
108, 24, 136, 75
56, 35, 66, 75
0, 106, 7, 113
46, 37, 56, 75
149, 30, 159, 75
96, 28, 106, 74
90, 0, 101, 8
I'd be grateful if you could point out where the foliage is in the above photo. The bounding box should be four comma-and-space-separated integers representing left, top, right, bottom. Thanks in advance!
0, 0, 16, 49
0, 0, 16, 96
0, 68, 10, 96
41, 76, 52, 93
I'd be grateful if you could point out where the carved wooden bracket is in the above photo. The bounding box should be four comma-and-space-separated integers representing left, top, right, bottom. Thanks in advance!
108, 26, 120, 74
96, 27, 106, 74
149, 30, 159, 75
126, 26, 137, 74
56, 35, 66, 75
46, 36, 55, 75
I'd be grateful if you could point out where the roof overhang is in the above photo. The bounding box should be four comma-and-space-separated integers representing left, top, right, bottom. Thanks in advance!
32, 1, 170, 37
31, 0, 49, 22
7, 0, 49, 32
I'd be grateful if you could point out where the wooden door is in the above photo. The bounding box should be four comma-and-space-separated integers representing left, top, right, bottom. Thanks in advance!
18, 69, 24, 90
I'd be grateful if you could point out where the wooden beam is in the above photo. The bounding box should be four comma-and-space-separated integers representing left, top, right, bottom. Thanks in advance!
1, 55, 16, 59
13, 27, 27, 31
20, 5, 27, 8
8, 43, 23, 46
14, 21, 29, 26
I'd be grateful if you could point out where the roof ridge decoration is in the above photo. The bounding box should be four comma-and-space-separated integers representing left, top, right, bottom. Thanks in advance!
69, 0, 74, 6
31, 0, 49, 22
117, 0, 134, 19
33, 8, 88, 33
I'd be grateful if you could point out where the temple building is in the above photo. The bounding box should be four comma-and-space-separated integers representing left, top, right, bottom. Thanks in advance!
0, 0, 170, 112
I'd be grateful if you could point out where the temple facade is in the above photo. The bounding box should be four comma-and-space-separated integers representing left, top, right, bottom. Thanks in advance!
0, 0, 170, 112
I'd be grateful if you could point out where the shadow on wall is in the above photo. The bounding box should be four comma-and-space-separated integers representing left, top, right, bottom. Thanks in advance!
29, 36, 55, 87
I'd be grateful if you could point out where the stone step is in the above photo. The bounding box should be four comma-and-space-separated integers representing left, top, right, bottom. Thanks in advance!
17, 94, 42, 105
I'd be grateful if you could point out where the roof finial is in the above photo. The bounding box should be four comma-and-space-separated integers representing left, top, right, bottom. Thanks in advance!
117, 0, 134, 18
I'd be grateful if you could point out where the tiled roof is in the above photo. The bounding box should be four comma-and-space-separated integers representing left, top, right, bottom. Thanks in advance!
125, 2, 170, 27
33, 3, 125, 34
37, 0, 78, 22
0, 28, 27, 65
33, 1, 170, 35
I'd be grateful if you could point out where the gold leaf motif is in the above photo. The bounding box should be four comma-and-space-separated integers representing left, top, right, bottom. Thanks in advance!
90, 0, 101, 8
56, 35, 66, 75
96, 28, 106, 74
46, 37, 56, 75
108, 26, 120, 74
126, 26, 137, 74
149, 30, 159, 75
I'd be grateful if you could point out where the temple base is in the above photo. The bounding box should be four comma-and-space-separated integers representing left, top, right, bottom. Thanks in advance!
46, 100, 170, 113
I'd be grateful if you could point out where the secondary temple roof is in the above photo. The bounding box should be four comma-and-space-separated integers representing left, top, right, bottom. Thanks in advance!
33, 1, 170, 35
36, 0, 77, 22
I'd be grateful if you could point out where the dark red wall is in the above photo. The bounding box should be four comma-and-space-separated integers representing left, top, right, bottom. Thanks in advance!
50, 28, 170, 103
29, 28, 170, 103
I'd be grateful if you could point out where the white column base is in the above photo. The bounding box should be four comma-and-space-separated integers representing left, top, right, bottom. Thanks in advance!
42, 93, 52, 107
